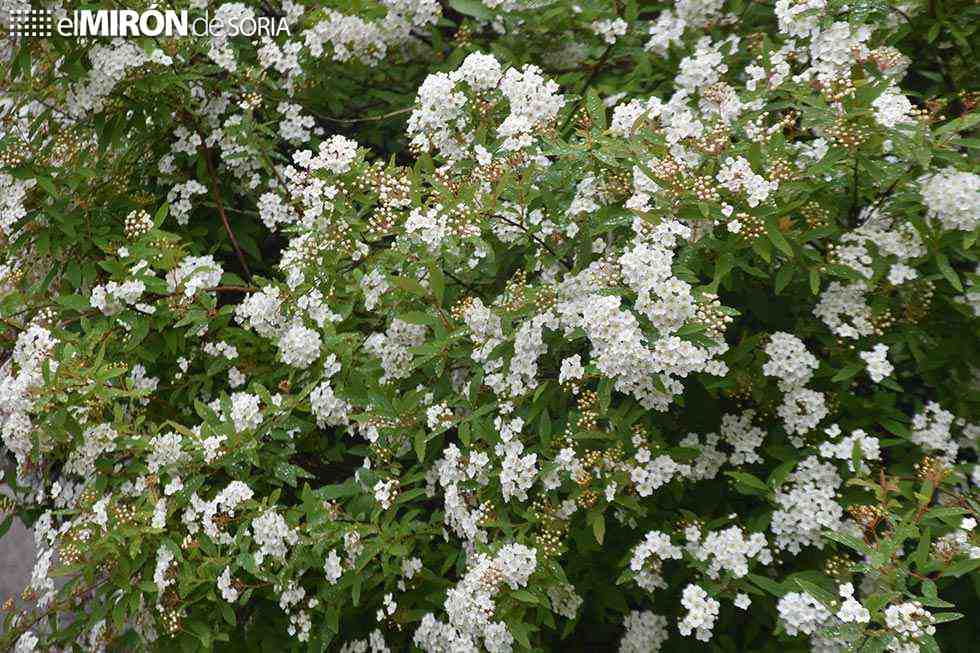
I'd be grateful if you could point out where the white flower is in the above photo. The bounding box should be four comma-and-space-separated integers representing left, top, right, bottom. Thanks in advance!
763, 332, 818, 390
218, 567, 239, 602
872, 85, 915, 128
777, 591, 831, 636
325, 549, 343, 584
251, 511, 298, 565
374, 478, 399, 509
837, 583, 870, 623
678, 584, 720, 642
860, 343, 894, 383
920, 169, 980, 232
278, 322, 321, 369
592, 17, 628, 44
619, 610, 668, 652
166, 255, 222, 297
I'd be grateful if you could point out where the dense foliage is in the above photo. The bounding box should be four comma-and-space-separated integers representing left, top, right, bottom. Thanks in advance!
1, 0, 979, 651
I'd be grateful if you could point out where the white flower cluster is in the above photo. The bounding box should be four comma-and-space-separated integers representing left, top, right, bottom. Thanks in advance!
153, 544, 175, 596
836, 216, 925, 282
251, 510, 299, 565
774, 0, 826, 37
809, 21, 872, 83
717, 156, 778, 207
365, 319, 427, 384
592, 17, 628, 44
836, 583, 870, 623
278, 102, 315, 144
218, 567, 239, 602
619, 610, 669, 652
408, 53, 564, 160
0, 173, 35, 236
678, 583, 720, 642
303, 3, 439, 66
66, 41, 172, 116
90, 273, 149, 316
277, 321, 322, 369
630, 530, 683, 591
777, 591, 832, 636
413, 544, 536, 652
1, 326, 58, 469
166, 255, 223, 298
871, 85, 915, 129
771, 456, 844, 553
373, 478, 399, 509
860, 343, 894, 382
884, 602, 935, 650
166, 180, 208, 226
235, 285, 286, 337
184, 480, 254, 545
910, 402, 959, 462
763, 332, 819, 390
688, 525, 772, 579
818, 424, 881, 473
919, 169, 980, 232
814, 281, 875, 339
310, 356, 350, 428
720, 410, 766, 465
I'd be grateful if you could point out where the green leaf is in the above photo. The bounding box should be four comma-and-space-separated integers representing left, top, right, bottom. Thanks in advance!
399, 311, 440, 326
793, 578, 836, 609
585, 88, 607, 131
859, 636, 890, 653
316, 482, 360, 500
512, 589, 539, 604
725, 471, 771, 495
823, 530, 872, 556
942, 557, 980, 578
832, 364, 862, 383
56, 294, 92, 311
878, 418, 910, 439
153, 203, 169, 228
765, 216, 794, 258
775, 265, 795, 294
935, 111, 980, 136
37, 176, 57, 197
809, 268, 820, 295
220, 602, 237, 626
592, 513, 605, 545
935, 254, 963, 292
390, 276, 427, 297
448, 0, 493, 19
748, 573, 785, 597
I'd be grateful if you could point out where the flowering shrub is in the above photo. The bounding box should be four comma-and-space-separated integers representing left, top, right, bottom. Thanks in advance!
1, 0, 979, 651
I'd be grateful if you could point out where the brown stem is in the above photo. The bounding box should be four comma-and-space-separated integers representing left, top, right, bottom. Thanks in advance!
199, 143, 253, 281
318, 107, 414, 124
494, 214, 572, 271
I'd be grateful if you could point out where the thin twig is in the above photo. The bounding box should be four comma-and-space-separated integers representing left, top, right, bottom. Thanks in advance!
443, 268, 478, 294
848, 154, 861, 225
199, 143, 253, 281
318, 107, 414, 124
560, 44, 615, 134
494, 214, 571, 270
0, 318, 25, 333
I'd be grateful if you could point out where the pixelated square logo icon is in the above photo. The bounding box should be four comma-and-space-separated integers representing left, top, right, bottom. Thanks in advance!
7, 8, 53, 37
